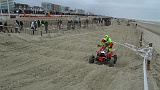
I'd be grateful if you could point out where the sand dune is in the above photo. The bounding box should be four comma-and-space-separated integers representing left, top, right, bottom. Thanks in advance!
0, 19, 160, 90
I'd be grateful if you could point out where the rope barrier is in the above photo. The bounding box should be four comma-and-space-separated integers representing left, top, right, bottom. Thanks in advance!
113, 41, 150, 90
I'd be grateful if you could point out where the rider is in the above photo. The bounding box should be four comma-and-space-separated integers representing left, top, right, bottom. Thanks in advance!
100, 35, 113, 52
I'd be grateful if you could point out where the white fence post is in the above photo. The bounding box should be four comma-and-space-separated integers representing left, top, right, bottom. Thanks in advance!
143, 56, 149, 90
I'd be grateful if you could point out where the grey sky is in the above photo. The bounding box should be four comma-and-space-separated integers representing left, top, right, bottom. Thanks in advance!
14, 0, 160, 21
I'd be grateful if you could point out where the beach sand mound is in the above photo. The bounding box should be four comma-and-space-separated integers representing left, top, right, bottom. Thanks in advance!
0, 19, 160, 90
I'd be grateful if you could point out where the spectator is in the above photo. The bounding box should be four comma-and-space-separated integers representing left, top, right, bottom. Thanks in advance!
4, 22, 10, 33
30, 21, 35, 30
34, 20, 37, 31
57, 19, 60, 29
41, 20, 44, 27
86, 19, 89, 27
83, 20, 86, 28
44, 21, 48, 33
79, 20, 81, 28
71, 20, 75, 29
67, 20, 71, 30
37, 20, 40, 28
101, 19, 104, 26
73, 18, 76, 24
13, 21, 20, 33
19, 21, 23, 31
60, 19, 62, 29
136, 23, 138, 28
0, 21, 3, 32
16, 20, 19, 26
98, 18, 101, 24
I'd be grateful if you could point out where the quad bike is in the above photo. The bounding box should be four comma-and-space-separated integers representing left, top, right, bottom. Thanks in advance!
89, 45, 117, 67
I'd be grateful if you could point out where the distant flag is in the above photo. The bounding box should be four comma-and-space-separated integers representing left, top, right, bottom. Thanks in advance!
48, 12, 50, 17
60, 13, 62, 17
24, 12, 26, 17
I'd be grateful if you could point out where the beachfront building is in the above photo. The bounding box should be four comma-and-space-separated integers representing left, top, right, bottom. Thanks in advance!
54, 5, 70, 15
86, 12, 94, 16
0, 0, 15, 13
54, 4, 61, 15
74, 9, 85, 15
41, 2, 52, 14
64, 6, 70, 15
70, 9, 85, 15
69, 9, 74, 15
61, 6, 65, 15
31, 6, 44, 14
51, 4, 54, 14
52, 4, 62, 15
14, 3, 30, 14
60, 6, 71, 15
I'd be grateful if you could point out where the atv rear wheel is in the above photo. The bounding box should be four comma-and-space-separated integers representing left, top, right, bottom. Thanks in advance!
109, 57, 114, 67
89, 55, 95, 63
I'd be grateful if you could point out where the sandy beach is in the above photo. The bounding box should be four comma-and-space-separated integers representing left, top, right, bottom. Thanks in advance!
0, 18, 160, 90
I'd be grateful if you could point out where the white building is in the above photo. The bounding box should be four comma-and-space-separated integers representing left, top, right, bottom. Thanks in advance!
86, 12, 94, 16
0, 0, 15, 20
61, 6, 65, 14
41, 2, 52, 13
0, 0, 14, 13
64, 6, 70, 14
74, 9, 85, 15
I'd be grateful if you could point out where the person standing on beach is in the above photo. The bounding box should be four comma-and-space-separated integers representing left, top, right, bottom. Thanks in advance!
19, 21, 23, 31
30, 21, 35, 30
16, 20, 19, 26
41, 20, 45, 27
4, 22, 10, 33
86, 19, 89, 27
78, 18, 81, 28
57, 19, 60, 29
13, 21, 20, 33
34, 20, 37, 31
67, 20, 71, 30
0, 21, 3, 32
37, 20, 40, 28
60, 19, 62, 29
44, 21, 48, 33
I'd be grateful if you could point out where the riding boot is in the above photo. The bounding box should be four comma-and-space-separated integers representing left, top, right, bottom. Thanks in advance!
147, 60, 150, 71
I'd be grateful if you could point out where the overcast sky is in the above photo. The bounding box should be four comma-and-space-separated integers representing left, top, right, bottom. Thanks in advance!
14, 0, 160, 21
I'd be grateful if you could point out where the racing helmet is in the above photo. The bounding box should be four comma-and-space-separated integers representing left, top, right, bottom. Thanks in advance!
104, 35, 108, 38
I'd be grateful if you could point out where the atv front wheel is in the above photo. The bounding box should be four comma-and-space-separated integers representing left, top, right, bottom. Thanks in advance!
113, 55, 117, 64
89, 55, 95, 63
109, 57, 114, 67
